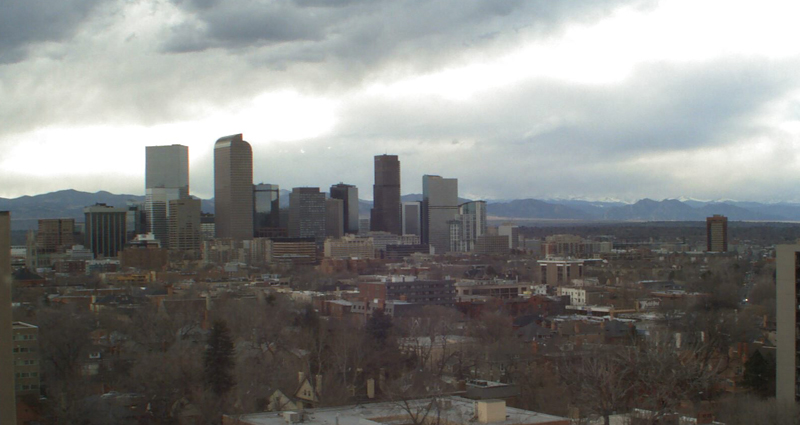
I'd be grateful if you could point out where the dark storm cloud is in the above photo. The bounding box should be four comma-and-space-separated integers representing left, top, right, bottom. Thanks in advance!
162, 0, 656, 79
164, 1, 328, 53
0, 0, 104, 64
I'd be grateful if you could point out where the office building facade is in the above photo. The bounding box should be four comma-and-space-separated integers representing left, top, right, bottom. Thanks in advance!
324, 235, 375, 259
288, 188, 326, 242
330, 183, 359, 234
402, 201, 421, 237
474, 235, 511, 255
706, 214, 728, 252
168, 198, 202, 252
145, 187, 182, 248
271, 237, 318, 266
36, 218, 75, 253
538, 259, 584, 286
12, 322, 39, 396
214, 134, 254, 241
254, 183, 280, 237
1, 211, 16, 425
325, 198, 344, 239
498, 224, 520, 250
776, 244, 800, 402
459, 201, 487, 252
126, 201, 146, 240
422, 175, 458, 254
371, 155, 401, 234
84, 204, 127, 258
146, 144, 189, 199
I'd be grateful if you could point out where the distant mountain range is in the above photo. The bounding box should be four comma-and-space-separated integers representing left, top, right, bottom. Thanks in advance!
0, 190, 214, 230
3, 190, 800, 230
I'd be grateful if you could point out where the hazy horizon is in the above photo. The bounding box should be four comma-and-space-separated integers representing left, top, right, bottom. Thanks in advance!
4, 186, 800, 206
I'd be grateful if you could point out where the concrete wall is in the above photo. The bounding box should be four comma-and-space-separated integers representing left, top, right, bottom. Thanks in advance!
0, 211, 16, 425
776, 244, 799, 403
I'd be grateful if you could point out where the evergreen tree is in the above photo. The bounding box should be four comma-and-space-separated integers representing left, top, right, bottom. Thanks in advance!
741, 350, 775, 397
204, 319, 236, 397
366, 309, 393, 348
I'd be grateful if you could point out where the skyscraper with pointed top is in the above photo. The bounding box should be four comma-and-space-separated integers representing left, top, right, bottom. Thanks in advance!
214, 134, 254, 241
371, 155, 401, 235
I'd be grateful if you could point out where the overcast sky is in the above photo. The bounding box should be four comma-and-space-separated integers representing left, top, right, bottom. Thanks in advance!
2, 0, 800, 202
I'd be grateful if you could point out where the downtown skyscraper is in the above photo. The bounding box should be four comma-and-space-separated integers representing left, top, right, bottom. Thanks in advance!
146, 144, 189, 198
422, 175, 458, 254
254, 183, 281, 237
145, 144, 189, 248
371, 155, 401, 235
289, 187, 326, 242
214, 134, 254, 241
330, 183, 359, 234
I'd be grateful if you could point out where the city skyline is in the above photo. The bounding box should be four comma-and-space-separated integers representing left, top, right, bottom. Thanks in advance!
2, 1, 800, 202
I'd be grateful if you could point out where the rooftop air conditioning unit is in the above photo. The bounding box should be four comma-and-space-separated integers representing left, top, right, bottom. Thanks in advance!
283, 411, 300, 423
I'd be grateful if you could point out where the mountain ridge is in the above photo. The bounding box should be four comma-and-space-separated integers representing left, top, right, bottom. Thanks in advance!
3, 190, 800, 230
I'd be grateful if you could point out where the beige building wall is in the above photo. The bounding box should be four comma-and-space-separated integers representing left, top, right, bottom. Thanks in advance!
776, 244, 799, 403
214, 134, 254, 241
12, 322, 39, 396
538, 260, 584, 286
324, 236, 375, 259
168, 198, 202, 252
1, 211, 17, 425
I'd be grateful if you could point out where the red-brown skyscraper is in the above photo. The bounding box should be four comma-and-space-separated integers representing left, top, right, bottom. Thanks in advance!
214, 134, 254, 241
371, 155, 401, 234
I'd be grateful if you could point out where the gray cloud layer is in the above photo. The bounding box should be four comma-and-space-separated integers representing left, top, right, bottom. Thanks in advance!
0, 0, 103, 64
1, 0, 799, 202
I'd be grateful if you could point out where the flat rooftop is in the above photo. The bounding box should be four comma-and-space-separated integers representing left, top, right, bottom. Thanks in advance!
229, 396, 568, 425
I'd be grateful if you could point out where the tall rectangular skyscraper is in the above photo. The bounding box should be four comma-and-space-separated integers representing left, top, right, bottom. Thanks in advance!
289, 188, 326, 242
168, 198, 202, 252
145, 187, 182, 248
422, 175, 458, 254
146, 144, 189, 246
459, 201, 487, 252
254, 183, 280, 236
325, 198, 344, 239
84, 204, 127, 258
371, 155, 401, 235
214, 134, 254, 241
706, 214, 728, 252
776, 244, 800, 403
330, 183, 359, 234
402, 201, 421, 237
146, 144, 189, 198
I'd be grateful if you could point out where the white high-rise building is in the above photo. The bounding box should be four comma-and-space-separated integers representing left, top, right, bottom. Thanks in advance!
146, 144, 190, 247
458, 201, 487, 252
146, 144, 189, 199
